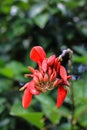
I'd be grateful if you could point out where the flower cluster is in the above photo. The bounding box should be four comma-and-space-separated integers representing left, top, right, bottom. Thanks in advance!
20, 46, 71, 109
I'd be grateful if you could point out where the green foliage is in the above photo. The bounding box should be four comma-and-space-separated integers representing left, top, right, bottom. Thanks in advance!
36, 93, 61, 124
0, 0, 87, 130
10, 101, 44, 129
73, 46, 87, 64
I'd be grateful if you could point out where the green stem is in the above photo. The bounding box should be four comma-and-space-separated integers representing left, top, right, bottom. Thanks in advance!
70, 81, 74, 130
67, 50, 74, 130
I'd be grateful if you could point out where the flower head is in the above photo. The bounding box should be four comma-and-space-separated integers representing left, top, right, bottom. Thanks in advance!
20, 46, 71, 109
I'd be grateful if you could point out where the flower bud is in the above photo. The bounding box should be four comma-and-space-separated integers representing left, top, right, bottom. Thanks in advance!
38, 72, 43, 81
64, 80, 70, 86
47, 55, 56, 66
43, 73, 48, 82
33, 76, 39, 85
42, 59, 47, 72
49, 69, 56, 82
24, 74, 34, 78
54, 58, 60, 74
67, 75, 72, 79
28, 66, 35, 73
48, 66, 52, 76
60, 65, 67, 82
53, 79, 59, 87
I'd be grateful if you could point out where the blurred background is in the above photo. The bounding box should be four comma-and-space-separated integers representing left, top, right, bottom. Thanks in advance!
0, 0, 87, 130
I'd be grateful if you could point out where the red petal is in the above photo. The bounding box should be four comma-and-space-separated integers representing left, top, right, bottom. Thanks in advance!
33, 76, 39, 85
42, 59, 47, 72
22, 82, 30, 89
64, 80, 70, 86
29, 81, 40, 95
48, 66, 52, 76
43, 73, 48, 82
54, 58, 60, 74
28, 66, 35, 73
53, 79, 59, 87
60, 65, 67, 81
38, 72, 43, 81
49, 69, 56, 82
47, 55, 56, 66
22, 88, 32, 109
30, 46, 46, 64
67, 75, 72, 79
57, 86, 67, 108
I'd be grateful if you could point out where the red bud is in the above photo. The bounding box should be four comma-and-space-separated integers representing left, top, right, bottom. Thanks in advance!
43, 73, 48, 82
47, 55, 56, 66
28, 66, 35, 73
42, 59, 47, 72
48, 66, 52, 76
53, 79, 59, 87
38, 72, 43, 81
60, 65, 67, 82
33, 76, 39, 85
50, 69, 56, 82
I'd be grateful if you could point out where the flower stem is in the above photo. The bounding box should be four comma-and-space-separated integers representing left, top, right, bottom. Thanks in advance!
67, 49, 74, 130
59, 48, 74, 130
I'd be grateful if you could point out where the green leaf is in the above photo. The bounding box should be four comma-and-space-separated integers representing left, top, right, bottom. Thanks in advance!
1, 5, 10, 14
0, 58, 5, 67
73, 55, 87, 64
78, 112, 87, 127
73, 75, 87, 106
13, 25, 25, 36
57, 3, 67, 15
29, 3, 46, 18
0, 67, 14, 78
0, 105, 5, 114
34, 13, 49, 28
0, 79, 13, 92
0, 61, 27, 79
74, 104, 87, 120
10, 101, 44, 129
35, 93, 62, 124
58, 123, 71, 130
73, 46, 87, 55
18, 112, 44, 129
70, 74, 87, 127
0, 98, 6, 114
81, 27, 87, 36
58, 106, 71, 118
6, 61, 27, 75
58, 123, 78, 130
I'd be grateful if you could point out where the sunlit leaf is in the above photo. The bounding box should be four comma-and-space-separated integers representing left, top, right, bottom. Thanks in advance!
0, 68, 14, 78
73, 55, 87, 64
73, 74, 87, 106
35, 93, 70, 124
74, 104, 87, 120
10, 101, 44, 129
29, 3, 46, 18
34, 13, 49, 28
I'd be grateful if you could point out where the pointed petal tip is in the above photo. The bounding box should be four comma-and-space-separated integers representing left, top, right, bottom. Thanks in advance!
64, 80, 70, 86
22, 88, 33, 109
56, 86, 67, 108
56, 103, 61, 108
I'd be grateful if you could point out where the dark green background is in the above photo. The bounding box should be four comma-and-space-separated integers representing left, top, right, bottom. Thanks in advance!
0, 0, 87, 130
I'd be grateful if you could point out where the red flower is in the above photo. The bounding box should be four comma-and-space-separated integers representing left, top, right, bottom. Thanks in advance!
20, 46, 71, 109
21, 81, 40, 109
